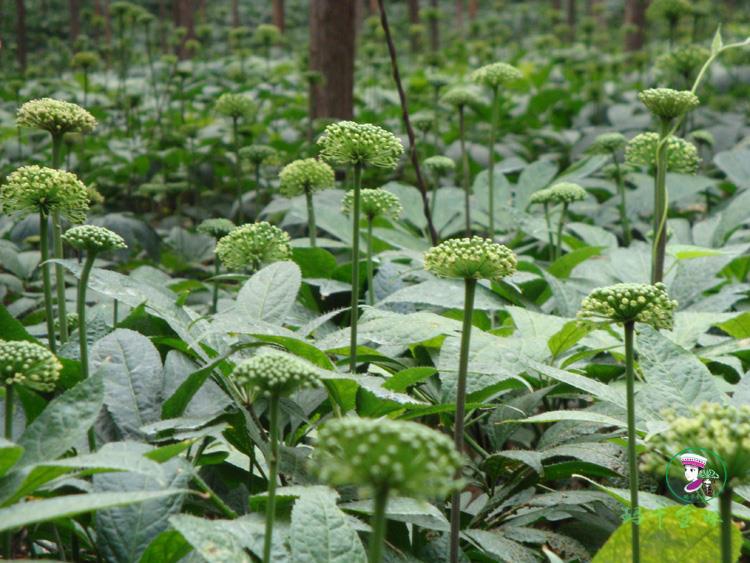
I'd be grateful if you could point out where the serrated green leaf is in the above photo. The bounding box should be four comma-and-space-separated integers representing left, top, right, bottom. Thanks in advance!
138, 530, 192, 563
237, 261, 301, 324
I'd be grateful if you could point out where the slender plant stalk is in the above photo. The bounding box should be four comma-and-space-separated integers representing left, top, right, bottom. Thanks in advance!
113, 299, 119, 326
652, 120, 670, 284
624, 320, 640, 563
263, 394, 280, 563
212, 258, 220, 314
39, 213, 57, 353
369, 486, 389, 563
366, 217, 375, 306
488, 88, 499, 238
305, 188, 317, 248
430, 172, 438, 218
459, 106, 471, 236
349, 164, 363, 373
720, 486, 733, 563
192, 474, 239, 519
50, 136, 69, 344
543, 202, 554, 259
77, 252, 98, 452
555, 202, 568, 261
255, 164, 263, 219
612, 153, 631, 245
450, 277, 477, 563
4, 386, 13, 440
232, 116, 243, 223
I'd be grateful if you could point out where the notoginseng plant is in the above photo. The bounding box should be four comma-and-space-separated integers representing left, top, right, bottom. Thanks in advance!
70, 51, 101, 106
1, 340, 61, 439
318, 121, 403, 372
642, 403, 750, 563
240, 145, 276, 218
646, 0, 690, 47
252, 24, 282, 73
588, 133, 630, 244
578, 282, 677, 563
529, 182, 587, 260
215, 221, 292, 273
0, 166, 89, 352
342, 188, 402, 305
230, 351, 321, 563
423, 155, 456, 217
17, 99, 96, 346
470, 62, 522, 238
315, 417, 461, 563
423, 236, 517, 563
278, 158, 335, 248
440, 86, 483, 236
215, 93, 255, 223
197, 218, 236, 313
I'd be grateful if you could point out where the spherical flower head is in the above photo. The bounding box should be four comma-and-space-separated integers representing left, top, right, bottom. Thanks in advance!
0, 340, 62, 392
17, 98, 97, 136
577, 282, 677, 329
440, 85, 484, 109
647, 0, 690, 23
230, 350, 321, 398
342, 188, 402, 220
423, 156, 456, 179
278, 158, 335, 198
214, 93, 255, 120
317, 121, 404, 170
197, 218, 236, 239
643, 403, 750, 486
240, 145, 275, 166
625, 132, 700, 174
63, 225, 127, 253
425, 71, 450, 89
215, 221, 291, 271
656, 45, 709, 79
424, 236, 517, 282
314, 417, 461, 498
638, 88, 699, 122
587, 132, 626, 155
471, 62, 522, 90
253, 23, 282, 46
529, 182, 587, 205
411, 110, 434, 134
71, 51, 101, 70
1, 165, 89, 223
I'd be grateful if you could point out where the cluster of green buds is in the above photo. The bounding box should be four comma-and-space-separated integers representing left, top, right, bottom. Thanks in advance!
63, 225, 127, 253
423, 155, 456, 177
656, 45, 709, 80
71, 51, 101, 71
587, 132, 626, 155
1, 165, 89, 222
252, 23, 282, 47
638, 88, 699, 122
317, 121, 404, 170
342, 188, 402, 221
440, 85, 484, 109
278, 158, 335, 198
215, 221, 291, 271
470, 62, 522, 89
197, 218, 236, 240
231, 350, 321, 399
17, 98, 97, 136
424, 236, 517, 282
577, 282, 677, 329
0, 340, 62, 392
314, 417, 461, 498
647, 0, 691, 24
240, 145, 276, 167
529, 182, 587, 205
411, 111, 434, 135
625, 133, 700, 174
642, 402, 750, 485
214, 93, 255, 120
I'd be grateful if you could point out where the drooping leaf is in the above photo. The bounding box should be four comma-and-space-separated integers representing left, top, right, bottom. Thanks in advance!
236, 261, 302, 324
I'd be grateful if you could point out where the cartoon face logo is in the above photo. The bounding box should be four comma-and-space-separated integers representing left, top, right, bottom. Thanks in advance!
666, 448, 726, 504
680, 453, 707, 494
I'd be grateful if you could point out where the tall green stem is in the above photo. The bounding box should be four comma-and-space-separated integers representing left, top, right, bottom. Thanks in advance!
52, 209, 68, 344
366, 218, 374, 306
543, 203, 554, 259
624, 321, 640, 563
459, 106, 471, 236
488, 89, 499, 239
263, 394, 280, 563
255, 164, 263, 219
652, 120, 671, 284
4, 386, 13, 440
555, 202, 568, 261
612, 154, 631, 245
349, 164, 363, 373
212, 258, 220, 314
720, 487, 733, 563
305, 188, 317, 248
77, 254, 96, 380
39, 213, 57, 353
369, 486, 389, 563
449, 278, 477, 563
430, 172, 438, 219
232, 117, 243, 223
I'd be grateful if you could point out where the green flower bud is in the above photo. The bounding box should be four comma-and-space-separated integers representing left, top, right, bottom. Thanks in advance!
231, 350, 321, 398
240, 144, 276, 166
411, 110, 434, 134
253, 23, 282, 46
318, 121, 404, 170
0, 340, 62, 392
440, 85, 484, 109
278, 158, 335, 198
423, 155, 456, 177
314, 417, 461, 498
587, 132, 627, 155
197, 218, 236, 239
342, 188, 402, 220
638, 88, 699, 121
577, 282, 677, 329
70, 51, 101, 70
1, 165, 89, 223
214, 93, 255, 120
625, 132, 700, 174
656, 45, 709, 80
471, 62, 522, 89
647, 0, 690, 23
63, 225, 127, 253
424, 236, 517, 281
17, 98, 97, 136
215, 221, 291, 272
529, 182, 587, 205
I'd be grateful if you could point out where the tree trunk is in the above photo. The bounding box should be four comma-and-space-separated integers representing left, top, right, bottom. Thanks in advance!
176, 0, 197, 59
369, 0, 377, 14
429, 0, 439, 52
566, 0, 576, 32
455, 0, 464, 33
93, 0, 102, 41
231, 0, 239, 27
468, 0, 478, 19
408, 0, 419, 52
103, 0, 111, 47
310, 0, 356, 120
15, 0, 27, 71
159, 0, 168, 52
552, 0, 561, 9
624, 0, 647, 51
69, 0, 80, 44
273, 0, 285, 32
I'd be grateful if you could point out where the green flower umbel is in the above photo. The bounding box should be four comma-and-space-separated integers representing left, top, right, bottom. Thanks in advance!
317, 121, 404, 170
197, 218, 236, 240
278, 158, 335, 198
214, 93, 255, 120
588, 133, 631, 244
1, 165, 89, 223
424, 155, 456, 217
440, 85, 484, 109
588, 132, 627, 155
470, 62, 522, 89
315, 417, 461, 563
577, 282, 677, 329
530, 182, 587, 261
63, 225, 127, 253
0, 340, 61, 393
342, 188, 402, 221
638, 88, 699, 123
625, 133, 700, 174
17, 98, 97, 137
424, 236, 517, 282
241, 145, 277, 219
215, 221, 291, 272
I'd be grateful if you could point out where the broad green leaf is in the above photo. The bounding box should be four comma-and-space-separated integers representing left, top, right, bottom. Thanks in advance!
714, 148, 750, 190
0, 302, 35, 342
0, 439, 23, 477
717, 311, 750, 339
517, 410, 626, 429
548, 246, 603, 279
237, 261, 301, 324
548, 320, 592, 358
290, 489, 367, 563
380, 279, 506, 311
667, 244, 728, 260
464, 529, 538, 563
524, 359, 626, 407
138, 530, 192, 563
169, 514, 252, 563
515, 160, 559, 210
383, 367, 437, 392
341, 497, 450, 531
